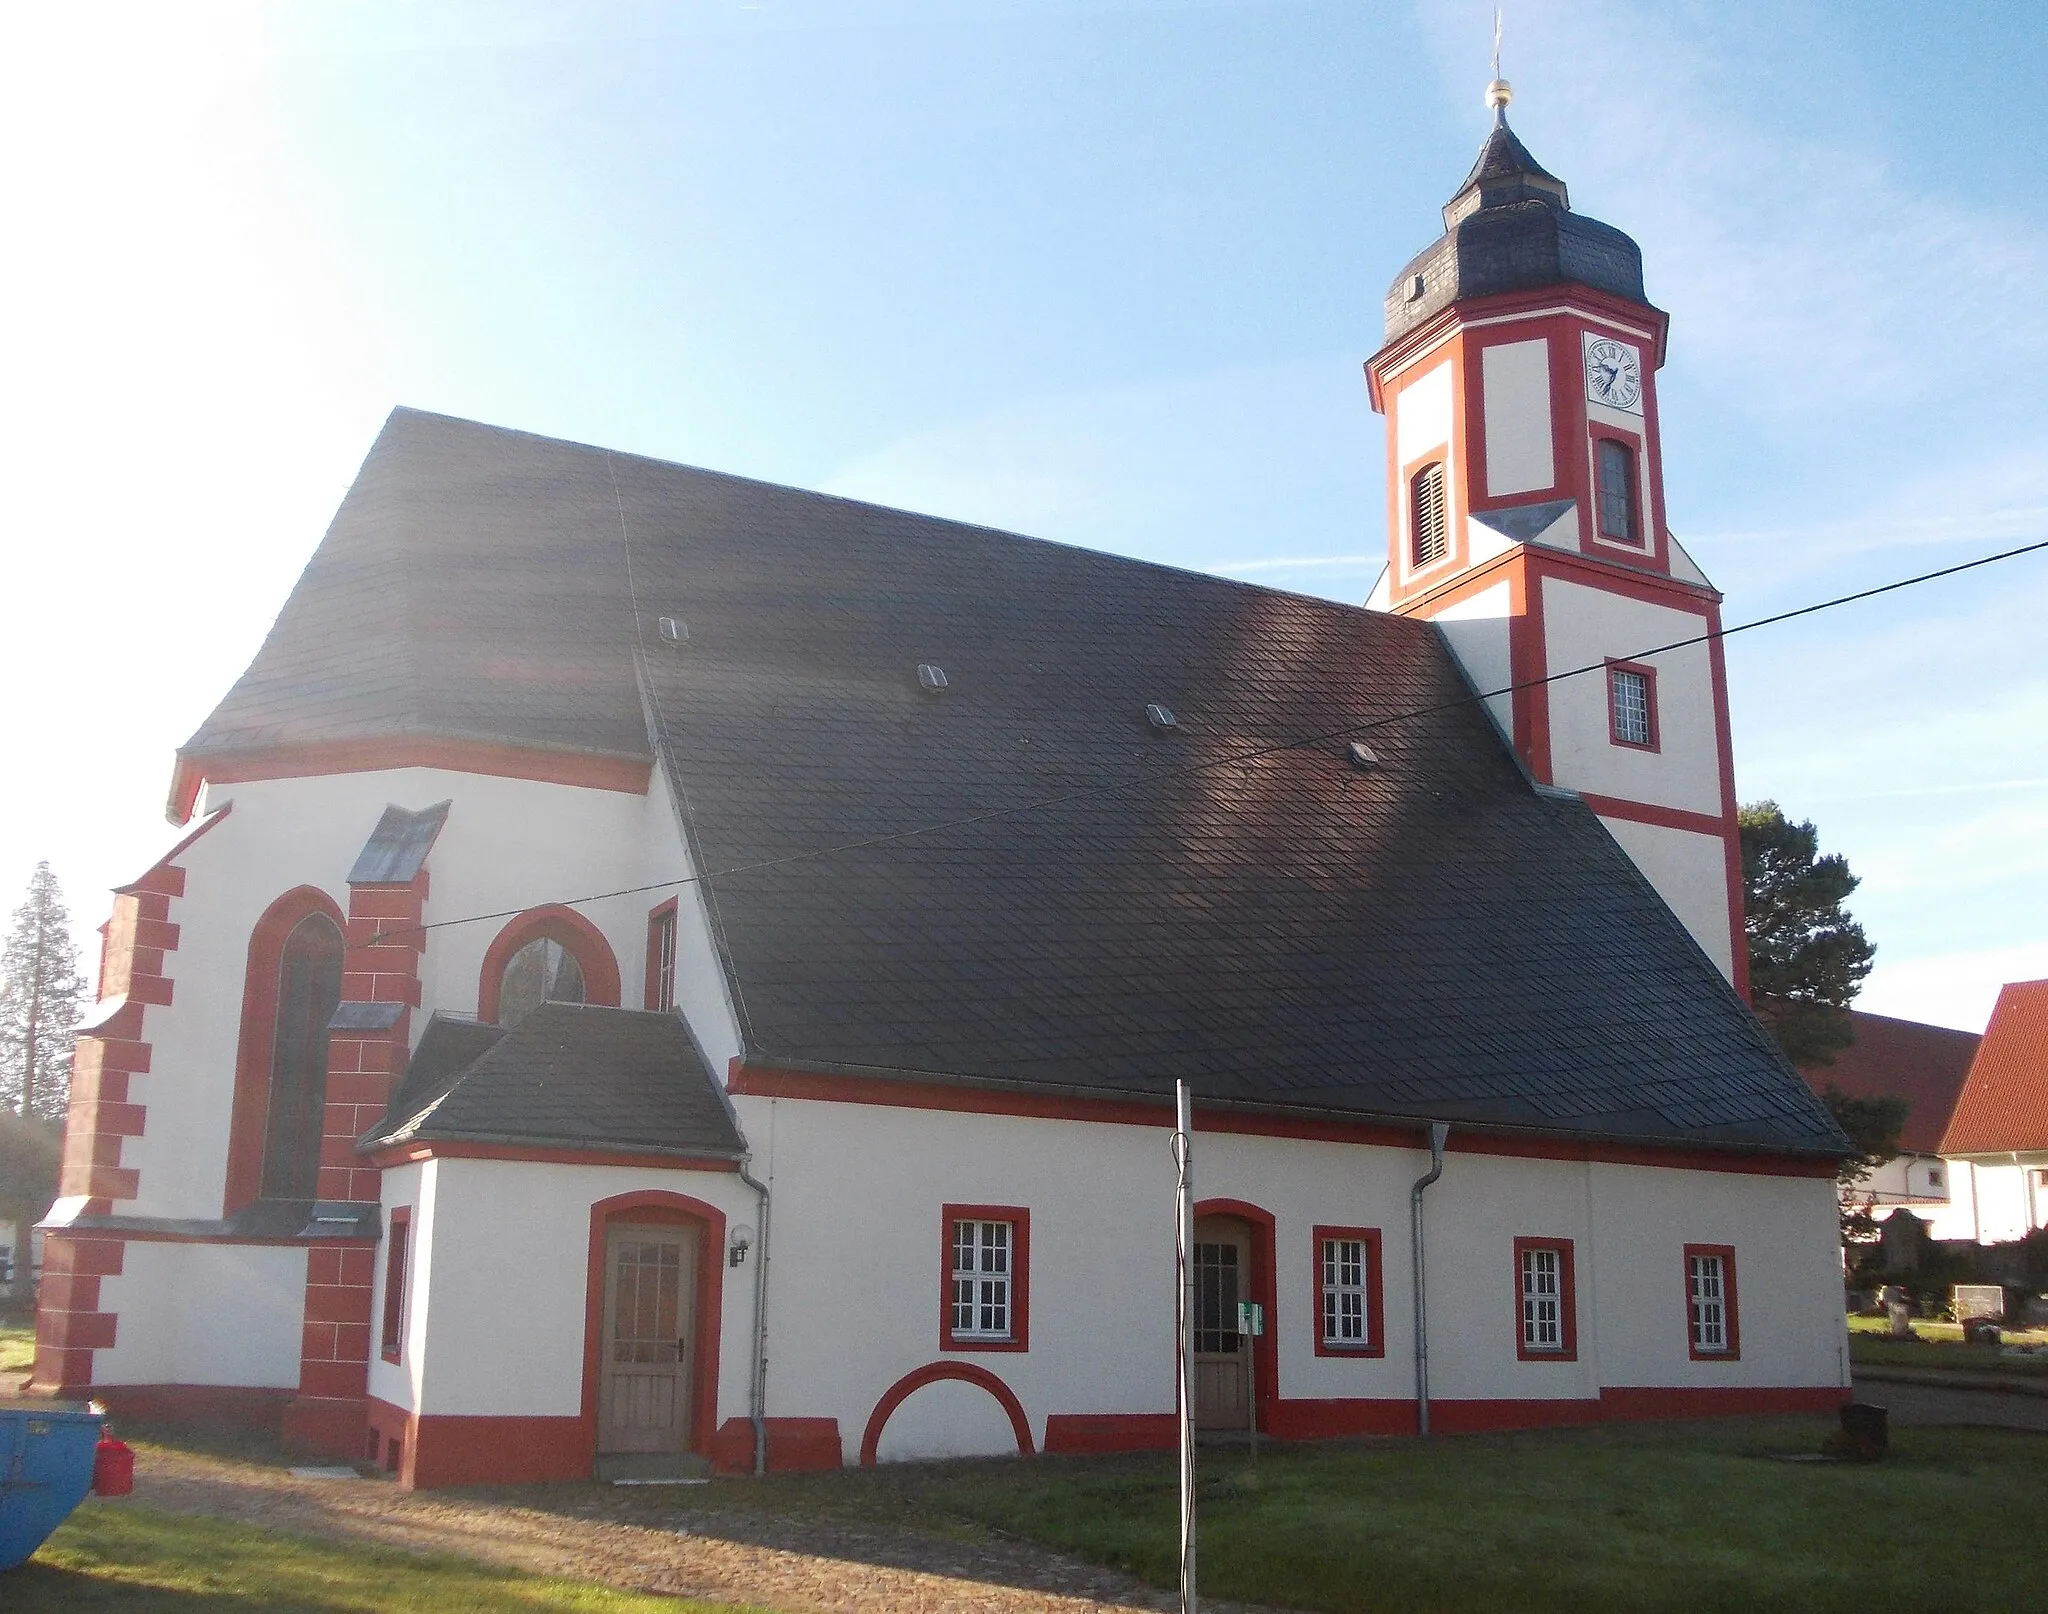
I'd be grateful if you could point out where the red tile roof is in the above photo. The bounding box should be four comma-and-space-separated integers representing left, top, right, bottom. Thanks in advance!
1800, 1010, 1980, 1156
1941, 979, 2048, 1158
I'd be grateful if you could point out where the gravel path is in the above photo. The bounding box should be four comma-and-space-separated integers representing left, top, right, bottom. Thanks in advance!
131, 1443, 1288, 1614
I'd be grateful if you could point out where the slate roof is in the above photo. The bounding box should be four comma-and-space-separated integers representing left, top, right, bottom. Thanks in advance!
364, 1004, 744, 1160
1384, 114, 1648, 345
197, 407, 1847, 1158
1940, 980, 2048, 1158
1798, 1010, 1980, 1156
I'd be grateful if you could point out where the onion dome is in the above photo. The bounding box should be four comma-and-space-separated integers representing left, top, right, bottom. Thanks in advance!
1383, 105, 1646, 343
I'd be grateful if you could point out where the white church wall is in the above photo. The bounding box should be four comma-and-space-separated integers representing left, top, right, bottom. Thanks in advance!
1480, 338, 1554, 497
1429, 583, 1514, 740
872, 1376, 1025, 1462
1393, 360, 1453, 466
367, 1159, 430, 1414
402, 1157, 758, 1425
93, 1240, 306, 1389
1539, 578, 1722, 817
118, 764, 736, 1226
1594, 817, 1735, 980
739, 1093, 1847, 1464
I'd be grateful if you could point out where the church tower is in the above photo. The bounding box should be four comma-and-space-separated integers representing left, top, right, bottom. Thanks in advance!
1365, 83, 1747, 994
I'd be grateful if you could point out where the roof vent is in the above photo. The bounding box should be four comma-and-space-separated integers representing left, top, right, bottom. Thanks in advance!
1406, 273, 1427, 301
1347, 741, 1381, 771
657, 616, 687, 646
1146, 703, 1177, 729
917, 663, 948, 693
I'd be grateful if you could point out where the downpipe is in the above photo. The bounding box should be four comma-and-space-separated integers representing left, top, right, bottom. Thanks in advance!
738, 1160, 772, 1477
1410, 1121, 1450, 1436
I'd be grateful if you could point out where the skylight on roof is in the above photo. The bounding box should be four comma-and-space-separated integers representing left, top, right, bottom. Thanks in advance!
657, 617, 687, 645
918, 663, 948, 692
1146, 703, 1176, 729
1347, 741, 1381, 771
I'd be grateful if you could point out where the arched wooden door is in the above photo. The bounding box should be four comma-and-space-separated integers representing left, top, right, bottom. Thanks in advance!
1191, 1214, 1252, 1430
598, 1222, 700, 1455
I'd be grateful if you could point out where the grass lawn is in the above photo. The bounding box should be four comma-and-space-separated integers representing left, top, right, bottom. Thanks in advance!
686, 1418, 2048, 1614
8, 1501, 773, 1612
0, 1323, 33, 1378
1847, 1314, 2048, 1374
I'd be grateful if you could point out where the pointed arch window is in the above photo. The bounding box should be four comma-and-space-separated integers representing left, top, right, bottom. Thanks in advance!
1595, 438, 1640, 545
478, 905, 623, 1026
1411, 462, 1449, 568
259, 912, 344, 1200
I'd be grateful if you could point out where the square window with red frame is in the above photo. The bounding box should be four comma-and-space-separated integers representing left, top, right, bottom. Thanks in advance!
1313, 1225, 1385, 1356
941, 1205, 1030, 1352
1514, 1236, 1578, 1361
1684, 1244, 1740, 1360
1606, 659, 1659, 751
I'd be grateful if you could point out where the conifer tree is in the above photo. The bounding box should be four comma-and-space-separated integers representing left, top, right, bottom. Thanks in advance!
0, 862, 88, 1124
1739, 800, 1877, 1068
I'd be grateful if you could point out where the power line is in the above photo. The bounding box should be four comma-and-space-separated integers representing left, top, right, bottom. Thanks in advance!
372, 534, 2048, 941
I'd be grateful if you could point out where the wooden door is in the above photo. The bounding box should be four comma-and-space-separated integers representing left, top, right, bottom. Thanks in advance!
599, 1224, 697, 1455
1192, 1216, 1251, 1431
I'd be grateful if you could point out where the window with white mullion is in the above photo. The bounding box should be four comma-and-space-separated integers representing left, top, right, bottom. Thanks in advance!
951, 1219, 1012, 1340
1688, 1253, 1728, 1353
1520, 1247, 1563, 1351
1610, 666, 1651, 746
1321, 1238, 1369, 1346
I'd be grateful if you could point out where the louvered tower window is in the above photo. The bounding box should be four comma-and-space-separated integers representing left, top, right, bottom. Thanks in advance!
1410, 463, 1448, 567
1596, 439, 1639, 544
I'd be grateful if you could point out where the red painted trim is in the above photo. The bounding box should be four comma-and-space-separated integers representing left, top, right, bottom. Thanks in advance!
1603, 657, 1660, 752
478, 905, 623, 1023
709, 1416, 845, 1474
361, 1140, 740, 1171
365, 1395, 591, 1490
224, 887, 347, 1215
118, 804, 234, 892
582, 1190, 725, 1463
1513, 1236, 1579, 1362
1521, 544, 1718, 608
1401, 449, 1458, 589
1584, 420, 1663, 567
380, 1207, 410, 1363
1042, 1412, 1180, 1454
727, 1062, 1839, 1177
1577, 793, 1726, 838
644, 898, 679, 1012
939, 1204, 1031, 1353
1196, 1198, 1279, 1432
1368, 283, 1671, 408
1310, 1225, 1386, 1358
87, 1384, 294, 1429
859, 1361, 1033, 1466
170, 738, 651, 825
1683, 1243, 1742, 1362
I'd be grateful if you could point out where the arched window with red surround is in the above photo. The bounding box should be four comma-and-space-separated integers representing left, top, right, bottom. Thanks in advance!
478, 905, 622, 1027
225, 888, 347, 1213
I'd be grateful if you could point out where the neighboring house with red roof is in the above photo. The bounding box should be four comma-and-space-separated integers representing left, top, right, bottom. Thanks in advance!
1938, 980, 2048, 1243
1803, 1011, 1978, 1225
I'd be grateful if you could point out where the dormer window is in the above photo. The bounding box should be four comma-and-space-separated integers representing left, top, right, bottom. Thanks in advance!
1595, 438, 1639, 545
1411, 462, 1448, 568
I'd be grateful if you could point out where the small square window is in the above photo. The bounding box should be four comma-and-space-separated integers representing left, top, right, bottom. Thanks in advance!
1514, 1237, 1578, 1360
1606, 661, 1658, 751
941, 1205, 1030, 1352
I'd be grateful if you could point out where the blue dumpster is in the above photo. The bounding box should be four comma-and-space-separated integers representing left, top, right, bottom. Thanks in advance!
1, 1401, 105, 1571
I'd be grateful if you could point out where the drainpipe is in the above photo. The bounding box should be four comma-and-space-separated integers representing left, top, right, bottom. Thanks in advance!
1410, 1121, 1450, 1436
737, 1160, 772, 1477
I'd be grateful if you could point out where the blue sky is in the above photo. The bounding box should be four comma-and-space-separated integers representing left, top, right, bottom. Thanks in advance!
2, 0, 2043, 1030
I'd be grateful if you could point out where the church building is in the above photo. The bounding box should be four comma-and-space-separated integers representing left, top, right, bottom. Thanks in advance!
33, 93, 1853, 1488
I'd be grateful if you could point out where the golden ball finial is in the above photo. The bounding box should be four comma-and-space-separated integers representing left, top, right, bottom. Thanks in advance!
1486, 78, 1513, 113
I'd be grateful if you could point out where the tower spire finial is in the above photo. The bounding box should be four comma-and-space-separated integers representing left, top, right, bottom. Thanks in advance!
1485, 8, 1512, 123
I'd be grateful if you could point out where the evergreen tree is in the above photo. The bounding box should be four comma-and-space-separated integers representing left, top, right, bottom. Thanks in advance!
0, 862, 88, 1124
1739, 801, 1877, 1069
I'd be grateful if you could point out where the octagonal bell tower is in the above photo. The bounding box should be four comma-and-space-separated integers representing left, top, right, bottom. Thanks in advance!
1365, 85, 1747, 993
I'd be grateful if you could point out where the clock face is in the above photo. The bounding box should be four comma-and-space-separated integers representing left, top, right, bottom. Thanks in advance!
1584, 338, 1642, 410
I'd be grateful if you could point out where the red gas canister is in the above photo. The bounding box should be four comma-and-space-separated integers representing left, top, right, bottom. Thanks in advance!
92, 1438, 135, 1497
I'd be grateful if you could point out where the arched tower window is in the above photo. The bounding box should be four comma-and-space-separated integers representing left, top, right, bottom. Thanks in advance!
1595, 439, 1639, 544
1410, 463, 1448, 568
259, 912, 344, 1200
